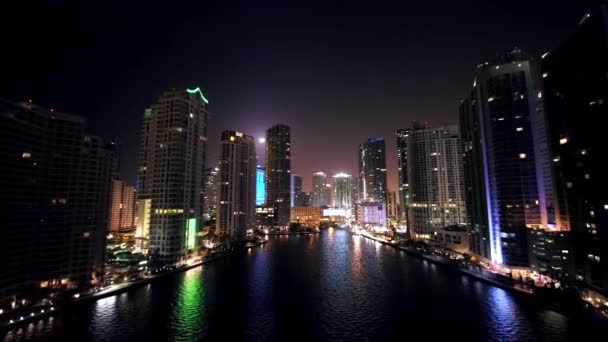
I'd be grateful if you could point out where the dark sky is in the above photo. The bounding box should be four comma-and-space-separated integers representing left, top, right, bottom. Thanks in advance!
2, 0, 591, 192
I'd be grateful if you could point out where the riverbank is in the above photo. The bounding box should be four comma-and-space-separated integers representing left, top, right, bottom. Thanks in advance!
354, 230, 608, 320
357, 230, 532, 295
1, 239, 268, 330
263, 231, 319, 236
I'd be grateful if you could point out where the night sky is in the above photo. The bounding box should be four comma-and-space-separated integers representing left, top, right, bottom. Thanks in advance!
2, 0, 590, 192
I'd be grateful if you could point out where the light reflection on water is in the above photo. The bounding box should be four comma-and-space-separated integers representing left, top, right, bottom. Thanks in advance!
4, 229, 608, 341
169, 268, 206, 341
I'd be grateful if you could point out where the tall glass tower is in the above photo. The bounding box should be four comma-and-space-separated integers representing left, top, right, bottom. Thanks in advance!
137, 87, 208, 265
358, 138, 387, 203
333, 173, 353, 211
312, 172, 327, 207
542, 5, 608, 289
396, 128, 411, 224
265, 124, 291, 227
218, 131, 256, 241
460, 50, 548, 267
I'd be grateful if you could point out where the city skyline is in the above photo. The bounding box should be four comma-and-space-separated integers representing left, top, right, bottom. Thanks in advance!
2, 1, 608, 340
1, 1, 592, 193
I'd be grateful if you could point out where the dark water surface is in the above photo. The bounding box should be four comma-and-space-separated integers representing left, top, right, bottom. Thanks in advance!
4, 229, 607, 341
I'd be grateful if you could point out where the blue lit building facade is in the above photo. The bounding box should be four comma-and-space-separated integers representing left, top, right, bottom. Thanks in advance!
256, 166, 266, 206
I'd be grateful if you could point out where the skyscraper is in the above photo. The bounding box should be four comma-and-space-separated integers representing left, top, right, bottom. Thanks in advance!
333, 173, 353, 211
325, 184, 333, 208
460, 50, 548, 267
407, 125, 466, 239
358, 138, 387, 203
0, 99, 113, 299
256, 166, 266, 206
312, 172, 328, 207
541, 5, 608, 290
387, 191, 398, 221
291, 174, 305, 207
137, 87, 208, 265
265, 124, 291, 227
217, 130, 257, 241
396, 128, 412, 224
109, 138, 121, 180
109, 179, 136, 232
203, 166, 220, 222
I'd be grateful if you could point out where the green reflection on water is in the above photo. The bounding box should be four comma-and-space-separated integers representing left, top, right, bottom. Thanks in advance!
172, 268, 205, 340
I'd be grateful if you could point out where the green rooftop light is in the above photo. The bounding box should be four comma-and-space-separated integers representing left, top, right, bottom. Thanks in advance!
186, 87, 209, 104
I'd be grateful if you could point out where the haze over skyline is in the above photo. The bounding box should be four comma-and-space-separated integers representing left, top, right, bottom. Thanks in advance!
1, 0, 590, 192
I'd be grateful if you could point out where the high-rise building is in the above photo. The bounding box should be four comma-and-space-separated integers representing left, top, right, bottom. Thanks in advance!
300, 192, 311, 207
256, 166, 266, 206
333, 173, 353, 211
460, 50, 549, 267
0, 99, 113, 299
358, 138, 387, 203
312, 172, 327, 207
407, 125, 466, 240
387, 191, 398, 221
137, 87, 208, 265
203, 166, 220, 222
265, 124, 291, 227
325, 184, 333, 207
109, 138, 121, 180
396, 128, 412, 224
109, 179, 136, 232
541, 5, 608, 290
291, 174, 304, 207
351, 176, 359, 209
217, 130, 257, 241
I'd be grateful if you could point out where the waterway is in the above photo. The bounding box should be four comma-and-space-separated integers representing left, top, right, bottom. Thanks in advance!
3, 229, 607, 341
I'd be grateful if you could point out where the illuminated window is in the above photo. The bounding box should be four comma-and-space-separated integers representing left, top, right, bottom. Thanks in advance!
516, 127, 523, 132
559, 137, 568, 145
542, 72, 549, 78
519, 153, 526, 159
230, 136, 235, 142
22, 152, 31, 158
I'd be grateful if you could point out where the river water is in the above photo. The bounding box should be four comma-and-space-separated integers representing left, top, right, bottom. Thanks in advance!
3, 228, 607, 341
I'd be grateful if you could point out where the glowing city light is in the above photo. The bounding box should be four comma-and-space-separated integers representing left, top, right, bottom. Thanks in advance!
186, 87, 209, 104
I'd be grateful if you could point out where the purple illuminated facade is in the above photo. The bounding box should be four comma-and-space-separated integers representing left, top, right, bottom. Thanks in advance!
459, 49, 552, 267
